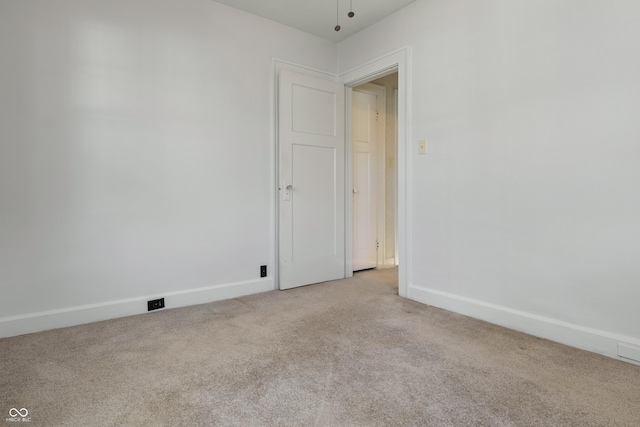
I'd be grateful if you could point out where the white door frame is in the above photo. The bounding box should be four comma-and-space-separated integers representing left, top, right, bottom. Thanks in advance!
340, 47, 410, 298
273, 47, 410, 298
392, 88, 399, 267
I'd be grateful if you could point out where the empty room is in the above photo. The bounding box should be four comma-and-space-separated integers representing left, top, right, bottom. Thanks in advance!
1, 0, 639, 425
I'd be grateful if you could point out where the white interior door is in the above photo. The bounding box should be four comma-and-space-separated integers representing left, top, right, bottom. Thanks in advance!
352, 84, 385, 271
279, 69, 345, 290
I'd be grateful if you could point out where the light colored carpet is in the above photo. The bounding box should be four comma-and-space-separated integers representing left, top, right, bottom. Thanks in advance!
1, 268, 639, 426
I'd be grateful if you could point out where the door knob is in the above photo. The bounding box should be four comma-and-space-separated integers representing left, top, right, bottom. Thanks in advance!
284, 182, 293, 201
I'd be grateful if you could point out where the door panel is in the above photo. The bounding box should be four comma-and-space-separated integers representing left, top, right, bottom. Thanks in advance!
292, 85, 336, 136
279, 69, 345, 290
355, 151, 372, 249
352, 89, 379, 271
292, 145, 337, 260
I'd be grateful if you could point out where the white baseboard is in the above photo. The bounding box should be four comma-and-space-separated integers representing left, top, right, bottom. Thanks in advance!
408, 284, 640, 366
0, 277, 274, 339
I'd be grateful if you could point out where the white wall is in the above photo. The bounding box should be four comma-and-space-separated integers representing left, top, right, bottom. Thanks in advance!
339, 0, 640, 361
0, 0, 336, 336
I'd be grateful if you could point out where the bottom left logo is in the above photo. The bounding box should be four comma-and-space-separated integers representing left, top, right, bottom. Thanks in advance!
6, 408, 30, 423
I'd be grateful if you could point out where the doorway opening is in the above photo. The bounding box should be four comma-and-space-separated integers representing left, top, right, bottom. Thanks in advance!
341, 48, 408, 298
351, 73, 399, 275
275, 47, 409, 297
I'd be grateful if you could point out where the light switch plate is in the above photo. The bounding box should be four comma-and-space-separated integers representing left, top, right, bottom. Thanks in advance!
419, 139, 427, 155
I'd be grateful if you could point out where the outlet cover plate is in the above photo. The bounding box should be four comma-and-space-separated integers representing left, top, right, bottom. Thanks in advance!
618, 343, 640, 363
147, 298, 165, 311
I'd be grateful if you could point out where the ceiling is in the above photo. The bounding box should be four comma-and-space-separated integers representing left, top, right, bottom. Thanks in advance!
212, 0, 417, 42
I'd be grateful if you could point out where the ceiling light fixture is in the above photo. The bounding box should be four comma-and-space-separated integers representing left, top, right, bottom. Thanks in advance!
335, 0, 341, 31
348, 0, 355, 18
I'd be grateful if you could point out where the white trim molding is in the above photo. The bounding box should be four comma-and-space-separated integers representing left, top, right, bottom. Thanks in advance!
408, 283, 640, 366
0, 278, 274, 338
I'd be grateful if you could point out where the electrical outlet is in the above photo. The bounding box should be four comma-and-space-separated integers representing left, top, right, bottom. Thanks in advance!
260, 265, 267, 278
618, 343, 640, 363
147, 298, 165, 311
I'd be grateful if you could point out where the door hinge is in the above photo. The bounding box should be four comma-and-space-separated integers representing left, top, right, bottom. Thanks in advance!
376, 111, 380, 121
376, 240, 379, 250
